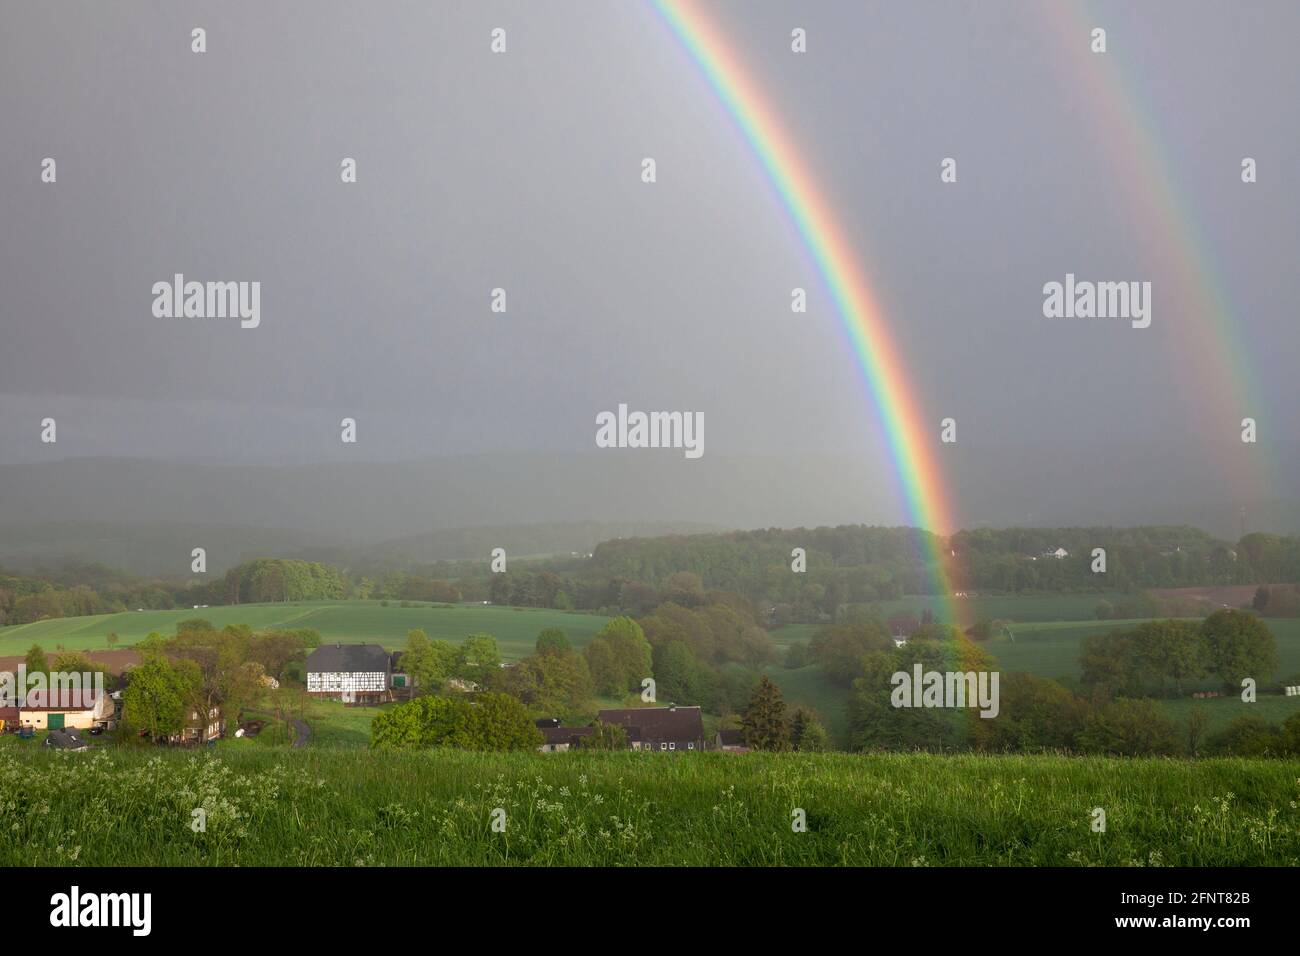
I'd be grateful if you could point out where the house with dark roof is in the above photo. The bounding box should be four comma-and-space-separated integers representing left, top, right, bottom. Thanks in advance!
44, 728, 90, 751
597, 705, 706, 752
306, 644, 393, 703
715, 728, 749, 753
539, 726, 595, 752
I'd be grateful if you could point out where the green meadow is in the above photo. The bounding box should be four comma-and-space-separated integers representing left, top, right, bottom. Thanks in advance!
873, 592, 1138, 624
1, 746, 1296, 866
766, 617, 1300, 744
0, 601, 611, 660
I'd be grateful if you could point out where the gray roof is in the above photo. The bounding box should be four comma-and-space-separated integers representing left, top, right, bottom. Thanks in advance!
44, 728, 89, 750
306, 644, 392, 675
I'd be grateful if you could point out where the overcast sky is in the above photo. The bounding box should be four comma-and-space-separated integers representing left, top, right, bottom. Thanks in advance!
1, 1, 1296, 530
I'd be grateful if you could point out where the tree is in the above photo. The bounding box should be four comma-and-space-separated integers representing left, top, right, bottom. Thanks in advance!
1126, 620, 1208, 695
501, 649, 593, 715
24, 644, 49, 676
51, 651, 108, 676
169, 626, 261, 736
741, 676, 789, 751
370, 692, 541, 751
579, 720, 629, 750
1202, 609, 1277, 688
535, 628, 571, 655
123, 656, 193, 740
400, 632, 459, 692
847, 641, 965, 752
1079, 629, 1136, 697
662, 571, 705, 606
106, 632, 119, 650
458, 633, 502, 687
808, 621, 891, 686
1076, 699, 1179, 756
1206, 715, 1282, 757
1253, 585, 1270, 611
583, 638, 622, 697
247, 629, 309, 680
595, 617, 653, 692
1280, 712, 1300, 756
972, 673, 1087, 752
652, 641, 708, 704
789, 707, 829, 751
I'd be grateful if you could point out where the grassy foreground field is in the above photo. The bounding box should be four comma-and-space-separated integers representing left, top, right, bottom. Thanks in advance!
1, 747, 1297, 866
0, 601, 611, 660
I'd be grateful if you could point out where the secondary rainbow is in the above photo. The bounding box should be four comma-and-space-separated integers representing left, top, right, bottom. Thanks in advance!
1045, 2, 1274, 504
651, 0, 962, 616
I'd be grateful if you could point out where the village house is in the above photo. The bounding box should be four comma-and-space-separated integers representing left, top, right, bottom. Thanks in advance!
715, 728, 749, 753
539, 727, 595, 752
534, 717, 593, 752
597, 705, 707, 752
176, 705, 224, 744
306, 644, 394, 703
17, 689, 114, 732
535, 706, 709, 753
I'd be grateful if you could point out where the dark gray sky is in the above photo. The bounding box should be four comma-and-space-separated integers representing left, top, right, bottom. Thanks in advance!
1, 1, 1297, 531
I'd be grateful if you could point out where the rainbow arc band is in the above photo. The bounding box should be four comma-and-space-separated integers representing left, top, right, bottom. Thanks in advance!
651, 0, 961, 624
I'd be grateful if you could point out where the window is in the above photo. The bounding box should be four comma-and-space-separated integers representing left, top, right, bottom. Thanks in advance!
669, 742, 676, 750
688, 742, 694, 750
660, 742, 667, 751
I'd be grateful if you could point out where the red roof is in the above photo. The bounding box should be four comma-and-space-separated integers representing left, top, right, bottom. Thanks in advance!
20, 689, 102, 711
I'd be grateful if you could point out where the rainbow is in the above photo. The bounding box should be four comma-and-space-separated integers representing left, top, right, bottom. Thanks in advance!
1045, 3, 1272, 503
650, 0, 963, 622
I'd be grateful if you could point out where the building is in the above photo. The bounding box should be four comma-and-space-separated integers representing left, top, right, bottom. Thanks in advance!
17, 689, 114, 731
44, 728, 90, 751
597, 705, 706, 752
1043, 547, 1069, 559
181, 706, 224, 744
715, 728, 749, 753
306, 644, 393, 703
538, 725, 595, 752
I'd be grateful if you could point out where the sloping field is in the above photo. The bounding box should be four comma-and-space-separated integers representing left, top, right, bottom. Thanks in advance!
0, 601, 611, 660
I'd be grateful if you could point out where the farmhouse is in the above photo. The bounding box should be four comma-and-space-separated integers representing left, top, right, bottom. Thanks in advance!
306, 644, 393, 703
179, 706, 224, 744
17, 689, 114, 731
598, 705, 706, 752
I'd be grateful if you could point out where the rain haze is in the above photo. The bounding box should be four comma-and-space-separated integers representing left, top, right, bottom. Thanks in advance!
2, 0, 1298, 562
